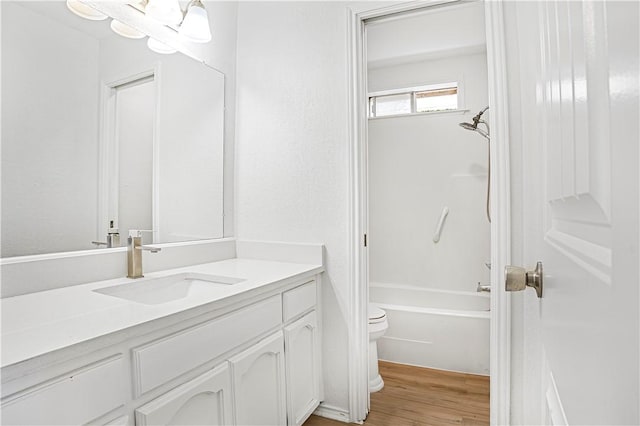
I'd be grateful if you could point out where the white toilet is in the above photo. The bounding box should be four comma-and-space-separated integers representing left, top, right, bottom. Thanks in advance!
368, 303, 389, 392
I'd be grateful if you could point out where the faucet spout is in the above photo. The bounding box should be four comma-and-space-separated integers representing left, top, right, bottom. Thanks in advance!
127, 231, 160, 279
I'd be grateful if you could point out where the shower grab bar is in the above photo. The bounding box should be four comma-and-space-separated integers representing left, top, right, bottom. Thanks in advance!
432, 207, 449, 243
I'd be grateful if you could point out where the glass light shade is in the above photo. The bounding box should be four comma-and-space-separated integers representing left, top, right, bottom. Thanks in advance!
147, 38, 177, 55
66, 0, 108, 21
110, 20, 146, 39
145, 0, 183, 26
178, 1, 212, 43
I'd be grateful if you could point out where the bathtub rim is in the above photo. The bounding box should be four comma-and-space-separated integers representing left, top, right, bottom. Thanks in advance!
369, 281, 491, 300
376, 302, 490, 319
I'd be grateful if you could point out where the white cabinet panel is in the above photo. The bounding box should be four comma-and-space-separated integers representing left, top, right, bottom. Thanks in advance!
133, 295, 282, 395
282, 280, 315, 322
284, 311, 321, 426
230, 332, 286, 426
135, 363, 233, 426
1, 356, 125, 425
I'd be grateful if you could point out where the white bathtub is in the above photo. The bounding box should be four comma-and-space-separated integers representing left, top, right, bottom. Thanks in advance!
370, 282, 490, 376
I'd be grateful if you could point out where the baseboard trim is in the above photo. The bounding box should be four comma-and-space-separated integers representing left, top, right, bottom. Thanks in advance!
313, 403, 354, 424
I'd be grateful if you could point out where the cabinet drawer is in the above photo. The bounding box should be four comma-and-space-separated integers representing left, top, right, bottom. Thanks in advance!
133, 295, 282, 396
1, 356, 125, 425
282, 280, 316, 322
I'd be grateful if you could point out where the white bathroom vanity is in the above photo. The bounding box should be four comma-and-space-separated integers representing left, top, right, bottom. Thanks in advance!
1, 243, 324, 426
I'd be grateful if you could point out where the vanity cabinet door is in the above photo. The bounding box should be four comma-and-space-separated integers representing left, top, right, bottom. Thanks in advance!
284, 311, 321, 426
230, 332, 287, 426
135, 363, 233, 426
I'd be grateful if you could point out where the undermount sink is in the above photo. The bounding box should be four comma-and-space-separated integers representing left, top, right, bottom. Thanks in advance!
93, 273, 246, 305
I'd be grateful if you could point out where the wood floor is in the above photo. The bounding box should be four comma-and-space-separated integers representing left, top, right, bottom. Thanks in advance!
304, 361, 489, 426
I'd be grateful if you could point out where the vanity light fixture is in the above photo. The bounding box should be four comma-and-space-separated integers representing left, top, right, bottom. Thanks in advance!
66, 0, 212, 55
147, 37, 177, 54
145, 0, 183, 26
66, 0, 108, 21
110, 19, 146, 39
178, 0, 212, 43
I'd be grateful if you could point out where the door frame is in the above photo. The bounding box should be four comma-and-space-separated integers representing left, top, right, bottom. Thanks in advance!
346, 1, 512, 423
98, 65, 161, 244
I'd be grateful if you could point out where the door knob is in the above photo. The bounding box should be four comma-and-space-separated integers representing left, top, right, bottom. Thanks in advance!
504, 261, 543, 298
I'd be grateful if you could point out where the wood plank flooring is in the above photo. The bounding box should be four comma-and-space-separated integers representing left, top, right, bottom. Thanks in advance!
304, 361, 489, 426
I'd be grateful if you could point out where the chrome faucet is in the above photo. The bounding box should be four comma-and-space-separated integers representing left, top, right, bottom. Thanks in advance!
127, 230, 161, 279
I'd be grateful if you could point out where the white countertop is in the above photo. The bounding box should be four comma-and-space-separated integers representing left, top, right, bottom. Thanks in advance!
1, 258, 322, 369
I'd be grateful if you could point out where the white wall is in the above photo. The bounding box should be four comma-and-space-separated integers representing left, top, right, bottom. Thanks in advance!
367, 53, 490, 292
1, 2, 100, 256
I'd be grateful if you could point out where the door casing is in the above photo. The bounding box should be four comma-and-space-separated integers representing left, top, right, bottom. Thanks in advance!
98, 66, 161, 245
346, 1, 512, 423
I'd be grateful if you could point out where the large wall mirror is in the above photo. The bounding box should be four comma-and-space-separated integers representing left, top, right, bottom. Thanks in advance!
1, 1, 225, 258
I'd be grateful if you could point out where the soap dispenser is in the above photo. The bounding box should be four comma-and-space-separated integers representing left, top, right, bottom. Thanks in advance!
107, 221, 120, 248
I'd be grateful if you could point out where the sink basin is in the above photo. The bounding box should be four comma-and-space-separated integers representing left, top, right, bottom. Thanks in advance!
93, 273, 246, 305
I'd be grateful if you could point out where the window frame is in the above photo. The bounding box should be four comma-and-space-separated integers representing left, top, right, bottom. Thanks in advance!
368, 81, 465, 119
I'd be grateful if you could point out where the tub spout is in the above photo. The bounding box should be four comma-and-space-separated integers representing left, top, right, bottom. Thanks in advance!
476, 282, 491, 293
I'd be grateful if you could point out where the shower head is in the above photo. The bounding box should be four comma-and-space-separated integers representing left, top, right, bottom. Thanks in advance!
459, 106, 489, 131
459, 106, 490, 140
459, 122, 477, 131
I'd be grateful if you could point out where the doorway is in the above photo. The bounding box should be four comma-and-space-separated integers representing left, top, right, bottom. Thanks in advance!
366, 1, 491, 377
347, 1, 512, 423
114, 75, 156, 245
99, 71, 159, 247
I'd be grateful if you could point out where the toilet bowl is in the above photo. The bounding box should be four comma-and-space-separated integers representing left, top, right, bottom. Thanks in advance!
368, 303, 389, 392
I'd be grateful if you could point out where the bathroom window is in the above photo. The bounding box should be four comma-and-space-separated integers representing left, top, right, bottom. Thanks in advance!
370, 93, 412, 117
369, 82, 459, 118
415, 86, 458, 112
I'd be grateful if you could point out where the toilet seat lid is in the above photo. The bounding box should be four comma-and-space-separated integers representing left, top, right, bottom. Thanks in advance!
368, 304, 386, 321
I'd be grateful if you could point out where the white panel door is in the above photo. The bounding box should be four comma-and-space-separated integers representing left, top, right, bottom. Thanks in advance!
230, 332, 287, 426
512, 1, 639, 425
135, 363, 233, 426
284, 311, 321, 426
